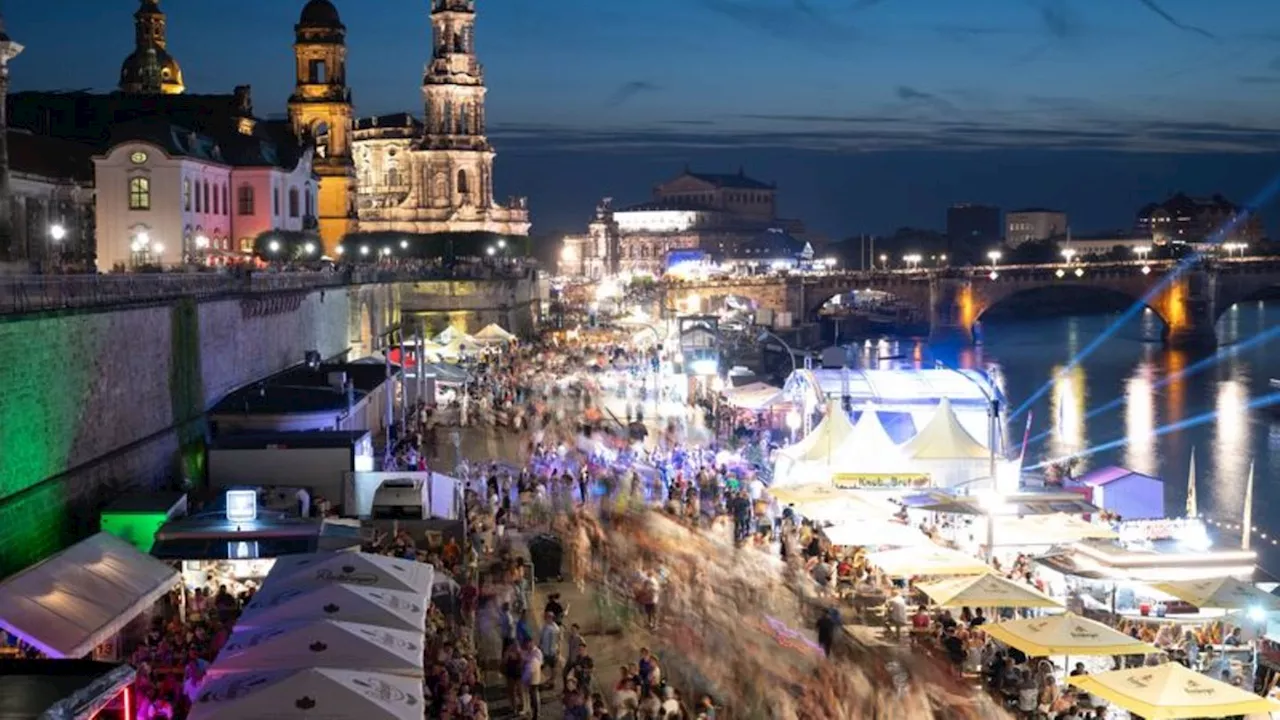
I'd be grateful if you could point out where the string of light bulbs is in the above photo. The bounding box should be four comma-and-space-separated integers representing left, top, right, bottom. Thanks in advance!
1197, 515, 1279, 547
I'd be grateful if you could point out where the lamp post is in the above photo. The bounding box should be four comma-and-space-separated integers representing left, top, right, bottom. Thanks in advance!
1061, 247, 1077, 264
49, 222, 66, 271
878, 253, 888, 270
986, 250, 1002, 269
303, 241, 316, 257
903, 253, 922, 270
756, 328, 798, 374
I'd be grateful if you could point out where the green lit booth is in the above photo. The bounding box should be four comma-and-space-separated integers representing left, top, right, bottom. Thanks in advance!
0, 533, 181, 662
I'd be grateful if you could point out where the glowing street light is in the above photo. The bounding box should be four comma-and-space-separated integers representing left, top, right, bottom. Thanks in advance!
1133, 245, 1151, 262
486, 246, 496, 256
194, 234, 209, 250
152, 242, 165, 255
335, 245, 345, 256
303, 242, 316, 255
903, 253, 922, 269
268, 240, 281, 253
497, 238, 507, 250
987, 250, 1002, 269
399, 239, 409, 250
879, 253, 888, 269
49, 223, 67, 242
360, 245, 370, 256
380, 246, 392, 256
1074, 267, 1085, 277
1061, 247, 1077, 264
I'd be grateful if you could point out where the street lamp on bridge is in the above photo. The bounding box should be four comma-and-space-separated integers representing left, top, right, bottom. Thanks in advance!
986, 250, 1002, 280
1061, 247, 1077, 264
903, 253, 922, 270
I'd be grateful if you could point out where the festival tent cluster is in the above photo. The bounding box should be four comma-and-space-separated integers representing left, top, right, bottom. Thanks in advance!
188, 551, 434, 720
771, 397, 1000, 490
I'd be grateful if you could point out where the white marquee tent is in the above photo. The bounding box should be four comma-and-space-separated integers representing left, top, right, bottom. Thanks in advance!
263, 552, 434, 598
188, 667, 425, 720
0, 532, 180, 658
236, 583, 427, 634
473, 323, 517, 344
209, 620, 424, 677
832, 403, 913, 475
771, 400, 858, 487
901, 397, 994, 488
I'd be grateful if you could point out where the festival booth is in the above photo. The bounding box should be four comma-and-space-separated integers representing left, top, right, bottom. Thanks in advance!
261, 552, 435, 598
236, 583, 428, 634
473, 323, 517, 345
207, 620, 425, 677
772, 401, 924, 490
188, 667, 425, 720
0, 533, 181, 660
343, 470, 464, 522
1067, 661, 1280, 719
770, 399, 858, 488
1068, 465, 1166, 520
767, 483, 898, 525
984, 612, 1158, 659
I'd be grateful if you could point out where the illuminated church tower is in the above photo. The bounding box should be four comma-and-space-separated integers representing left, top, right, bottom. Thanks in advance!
287, 0, 357, 250
355, 0, 529, 235
119, 0, 185, 95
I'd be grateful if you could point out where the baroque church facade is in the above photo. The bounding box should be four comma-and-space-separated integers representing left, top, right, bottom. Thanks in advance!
352, 0, 529, 237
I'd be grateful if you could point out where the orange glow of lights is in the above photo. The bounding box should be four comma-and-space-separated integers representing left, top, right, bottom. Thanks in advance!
1159, 278, 1188, 332
957, 284, 977, 332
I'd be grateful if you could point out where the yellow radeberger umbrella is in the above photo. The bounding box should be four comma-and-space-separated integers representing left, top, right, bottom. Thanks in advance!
1150, 576, 1280, 612
916, 573, 1061, 609
866, 546, 990, 577
1067, 662, 1280, 719
984, 612, 1157, 657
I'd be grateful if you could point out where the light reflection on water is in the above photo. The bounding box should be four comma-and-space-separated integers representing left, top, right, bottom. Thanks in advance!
868, 301, 1280, 564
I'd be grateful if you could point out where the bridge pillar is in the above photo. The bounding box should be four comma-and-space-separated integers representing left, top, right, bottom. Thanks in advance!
1156, 269, 1218, 349
927, 277, 976, 344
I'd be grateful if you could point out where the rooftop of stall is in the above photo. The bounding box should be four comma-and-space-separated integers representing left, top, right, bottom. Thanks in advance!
206, 430, 375, 507
150, 492, 324, 562
99, 492, 188, 554
208, 362, 392, 417
0, 660, 134, 720
1034, 538, 1261, 583
1068, 466, 1166, 520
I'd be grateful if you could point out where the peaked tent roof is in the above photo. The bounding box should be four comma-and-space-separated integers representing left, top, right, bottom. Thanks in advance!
777, 399, 857, 465
433, 326, 463, 344
236, 583, 427, 633
983, 612, 1157, 657
209, 619, 424, 677
1150, 577, 1280, 612
834, 403, 912, 472
189, 667, 424, 720
902, 397, 991, 460
263, 552, 434, 597
473, 323, 516, 343
0, 532, 180, 658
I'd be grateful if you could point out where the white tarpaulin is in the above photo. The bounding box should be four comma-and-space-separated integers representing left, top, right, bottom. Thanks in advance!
189, 667, 425, 720
722, 382, 783, 410
208, 620, 424, 677
263, 552, 434, 597
833, 404, 913, 474
822, 519, 932, 548
0, 532, 179, 658
236, 583, 427, 634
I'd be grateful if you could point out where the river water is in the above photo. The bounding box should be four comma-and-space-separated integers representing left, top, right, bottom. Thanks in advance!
860, 302, 1280, 566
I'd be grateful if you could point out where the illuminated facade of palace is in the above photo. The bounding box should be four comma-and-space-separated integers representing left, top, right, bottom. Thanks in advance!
562, 168, 804, 277
353, 0, 529, 236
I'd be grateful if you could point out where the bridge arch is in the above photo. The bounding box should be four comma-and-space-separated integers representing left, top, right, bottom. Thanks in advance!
805, 282, 932, 323
1214, 282, 1280, 325
973, 283, 1171, 339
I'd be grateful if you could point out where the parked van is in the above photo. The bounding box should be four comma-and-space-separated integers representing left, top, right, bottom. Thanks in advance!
370, 478, 428, 519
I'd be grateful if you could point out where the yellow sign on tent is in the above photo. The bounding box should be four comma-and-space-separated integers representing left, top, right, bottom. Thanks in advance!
984, 612, 1157, 657
1068, 661, 1280, 719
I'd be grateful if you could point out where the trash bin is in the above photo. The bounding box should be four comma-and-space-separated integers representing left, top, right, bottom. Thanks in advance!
528, 534, 564, 583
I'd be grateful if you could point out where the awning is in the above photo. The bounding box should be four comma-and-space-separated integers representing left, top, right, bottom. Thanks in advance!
0, 533, 180, 658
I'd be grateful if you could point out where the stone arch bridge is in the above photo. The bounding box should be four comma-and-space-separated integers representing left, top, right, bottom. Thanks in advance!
661, 259, 1280, 347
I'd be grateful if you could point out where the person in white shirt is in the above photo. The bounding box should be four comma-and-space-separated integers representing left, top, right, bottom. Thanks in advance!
521, 639, 544, 719
538, 612, 562, 690
660, 686, 683, 718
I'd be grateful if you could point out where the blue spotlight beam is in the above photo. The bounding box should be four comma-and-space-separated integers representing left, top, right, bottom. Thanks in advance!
1029, 389, 1280, 470
1024, 323, 1280, 446
1008, 173, 1280, 423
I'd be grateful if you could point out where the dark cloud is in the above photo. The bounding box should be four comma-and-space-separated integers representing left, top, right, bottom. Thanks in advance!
605, 81, 660, 107
488, 114, 1280, 156
1133, 0, 1214, 40
692, 0, 857, 42
895, 85, 957, 112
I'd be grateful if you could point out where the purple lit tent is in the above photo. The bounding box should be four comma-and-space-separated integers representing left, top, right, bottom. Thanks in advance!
1071, 466, 1165, 520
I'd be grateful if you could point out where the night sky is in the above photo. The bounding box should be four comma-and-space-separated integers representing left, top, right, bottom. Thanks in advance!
10, 0, 1280, 240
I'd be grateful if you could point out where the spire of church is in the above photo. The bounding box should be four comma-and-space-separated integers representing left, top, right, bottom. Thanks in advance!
140, 45, 162, 94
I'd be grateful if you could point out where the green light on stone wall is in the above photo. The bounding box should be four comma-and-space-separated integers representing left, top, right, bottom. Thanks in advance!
100, 512, 169, 553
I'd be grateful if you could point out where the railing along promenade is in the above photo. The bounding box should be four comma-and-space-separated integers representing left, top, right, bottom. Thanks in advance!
0, 265, 537, 315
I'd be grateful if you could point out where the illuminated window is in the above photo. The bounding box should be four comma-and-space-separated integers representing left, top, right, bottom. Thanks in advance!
237, 185, 255, 215
128, 177, 151, 210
